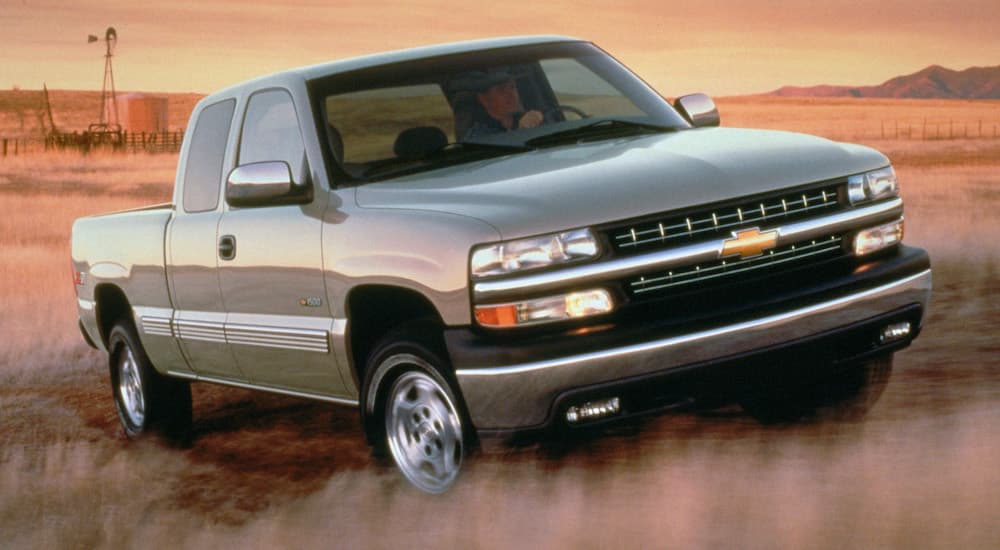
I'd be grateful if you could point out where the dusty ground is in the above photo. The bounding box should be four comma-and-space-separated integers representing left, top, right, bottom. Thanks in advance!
3, 260, 999, 549
2, 101, 1000, 548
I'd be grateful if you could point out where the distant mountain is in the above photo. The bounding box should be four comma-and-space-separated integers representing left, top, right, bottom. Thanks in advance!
769, 65, 1000, 99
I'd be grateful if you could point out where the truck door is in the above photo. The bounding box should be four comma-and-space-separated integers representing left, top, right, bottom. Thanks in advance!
166, 98, 247, 381
217, 89, 349, 396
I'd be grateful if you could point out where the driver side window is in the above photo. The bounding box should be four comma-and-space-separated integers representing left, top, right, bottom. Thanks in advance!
239, 89, 307, 183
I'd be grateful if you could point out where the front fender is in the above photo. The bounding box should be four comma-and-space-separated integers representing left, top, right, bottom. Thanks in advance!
322, 202, 500, 325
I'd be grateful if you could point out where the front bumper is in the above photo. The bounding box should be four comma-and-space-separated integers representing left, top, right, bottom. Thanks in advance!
449, 248, 931, 432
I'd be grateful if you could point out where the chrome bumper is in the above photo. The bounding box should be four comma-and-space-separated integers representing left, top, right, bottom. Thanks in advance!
455, 269, 932, 430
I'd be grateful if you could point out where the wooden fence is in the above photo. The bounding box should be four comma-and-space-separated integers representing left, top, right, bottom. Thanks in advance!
3, 119, 1000, 158
880, 120, 1000, 140
2, 130, 185, 157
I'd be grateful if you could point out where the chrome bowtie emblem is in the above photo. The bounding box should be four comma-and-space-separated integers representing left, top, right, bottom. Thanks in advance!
721, 228, 778, 259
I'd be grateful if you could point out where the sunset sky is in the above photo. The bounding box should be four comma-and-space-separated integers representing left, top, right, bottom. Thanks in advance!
3, 0, 999, 96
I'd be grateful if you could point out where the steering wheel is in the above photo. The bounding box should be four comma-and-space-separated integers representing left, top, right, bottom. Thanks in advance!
545, 104, 590, 121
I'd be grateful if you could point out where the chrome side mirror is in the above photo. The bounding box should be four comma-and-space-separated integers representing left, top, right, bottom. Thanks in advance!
225, 161, 310, 207
674, 93, 720, 128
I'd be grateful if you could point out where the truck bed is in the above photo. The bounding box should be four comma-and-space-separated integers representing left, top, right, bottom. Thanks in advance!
71, 203, 174, 352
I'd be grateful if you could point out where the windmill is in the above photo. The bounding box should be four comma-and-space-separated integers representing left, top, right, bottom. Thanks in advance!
87, 27, 122, 139
35, 84, 58, 137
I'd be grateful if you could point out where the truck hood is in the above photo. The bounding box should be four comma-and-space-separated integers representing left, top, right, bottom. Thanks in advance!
354, 128, 889, 239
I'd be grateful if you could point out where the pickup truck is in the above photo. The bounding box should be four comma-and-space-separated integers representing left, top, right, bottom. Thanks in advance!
72, 36, 931, 493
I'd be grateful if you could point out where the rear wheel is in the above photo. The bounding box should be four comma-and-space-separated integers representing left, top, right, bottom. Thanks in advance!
740, 356, 894, 424
108, 321, 192, 442
363, 326, 468, 494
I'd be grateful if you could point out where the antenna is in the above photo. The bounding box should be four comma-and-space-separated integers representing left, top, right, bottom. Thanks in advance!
89, 27, 121, 134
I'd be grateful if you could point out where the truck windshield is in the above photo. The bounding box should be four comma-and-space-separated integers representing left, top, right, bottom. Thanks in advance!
311, 41, 690, 183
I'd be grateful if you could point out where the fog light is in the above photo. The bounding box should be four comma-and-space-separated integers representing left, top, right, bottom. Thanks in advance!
854, 219, 904, 256
880, 321, 912, 344
566, 397, 621, 424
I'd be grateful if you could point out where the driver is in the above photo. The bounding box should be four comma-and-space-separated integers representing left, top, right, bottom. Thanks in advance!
457, 67, 543, 140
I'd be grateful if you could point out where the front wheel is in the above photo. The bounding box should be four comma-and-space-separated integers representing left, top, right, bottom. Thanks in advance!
363, 327, 468, 494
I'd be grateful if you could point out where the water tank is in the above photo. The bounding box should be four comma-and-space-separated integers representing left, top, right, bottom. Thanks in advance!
118, 93, 169, 133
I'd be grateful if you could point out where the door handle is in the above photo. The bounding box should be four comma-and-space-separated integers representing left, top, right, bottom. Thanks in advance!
219, 235, 236, 261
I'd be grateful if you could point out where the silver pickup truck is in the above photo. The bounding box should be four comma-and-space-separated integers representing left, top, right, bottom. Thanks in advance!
72, 36, 931, 493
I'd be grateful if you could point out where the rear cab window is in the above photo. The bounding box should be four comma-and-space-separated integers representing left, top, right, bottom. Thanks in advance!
183, 99, 236, 213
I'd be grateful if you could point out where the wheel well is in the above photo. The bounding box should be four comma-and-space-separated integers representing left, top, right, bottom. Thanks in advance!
346, 285, 444, 386
94, 284, 132, 348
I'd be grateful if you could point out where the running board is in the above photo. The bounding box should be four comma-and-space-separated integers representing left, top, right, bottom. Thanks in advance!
167, 370, 359, 407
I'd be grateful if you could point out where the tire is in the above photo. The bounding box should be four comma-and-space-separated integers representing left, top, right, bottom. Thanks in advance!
108, 321, 192, 443
740, 355, 894, 424
362, 324, 469, 494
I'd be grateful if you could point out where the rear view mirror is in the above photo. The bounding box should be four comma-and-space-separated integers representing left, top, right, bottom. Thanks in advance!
225, 161, 310, 207
674, 93, 721, 128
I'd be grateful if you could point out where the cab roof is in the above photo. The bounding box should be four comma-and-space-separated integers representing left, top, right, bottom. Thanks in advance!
297, 35, 581, 81
203, 35, 581, 101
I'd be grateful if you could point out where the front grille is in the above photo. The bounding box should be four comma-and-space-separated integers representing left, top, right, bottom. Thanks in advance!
629, 235, 844, 297
610, 183, 843, 254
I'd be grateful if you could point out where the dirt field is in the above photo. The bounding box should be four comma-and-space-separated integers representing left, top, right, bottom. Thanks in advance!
2, 98, 999, 548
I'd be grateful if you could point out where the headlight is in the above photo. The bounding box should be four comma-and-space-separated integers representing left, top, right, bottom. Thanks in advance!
470, 228, 599, 279
848, 166, 898, 205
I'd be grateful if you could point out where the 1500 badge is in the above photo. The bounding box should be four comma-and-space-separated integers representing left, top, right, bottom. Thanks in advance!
299, 297, 323, 307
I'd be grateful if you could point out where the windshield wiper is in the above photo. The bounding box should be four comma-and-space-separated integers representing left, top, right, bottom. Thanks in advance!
525, 119, 676, 148
363, 158, 437, 180
446, 141, 533, 154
